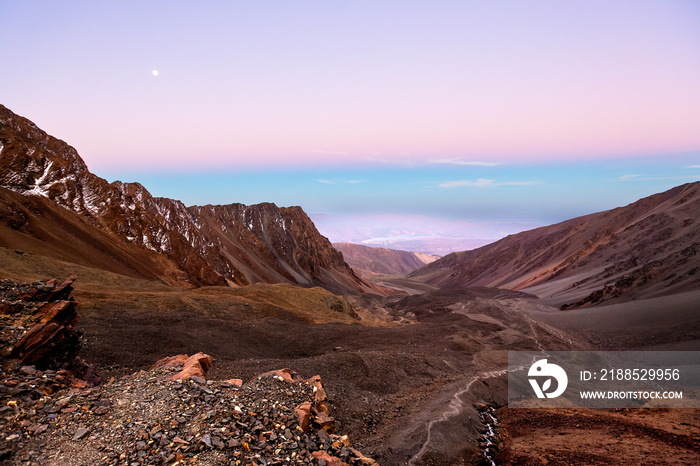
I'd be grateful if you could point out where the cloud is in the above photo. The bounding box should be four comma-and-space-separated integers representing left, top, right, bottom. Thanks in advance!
503, 181, 542, 186
688, 165, 700, 169
363, 156, 502, 168
428, 158, 503, 167
618, 174, 644, 181
440, 178, 495, 188
438, 179, 540, 188
317, 179, 365, 185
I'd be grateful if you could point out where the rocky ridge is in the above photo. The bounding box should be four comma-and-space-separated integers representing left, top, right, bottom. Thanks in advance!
0, 277, 376, 465
409, 182, 700, 306
0, 104, 377, 295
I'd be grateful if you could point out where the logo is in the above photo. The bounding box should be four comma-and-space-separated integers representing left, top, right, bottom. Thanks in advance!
528, 359, 568, 398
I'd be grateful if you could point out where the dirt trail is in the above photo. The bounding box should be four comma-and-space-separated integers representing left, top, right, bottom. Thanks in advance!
403, 297, 577, 465
407, 369, 509, 465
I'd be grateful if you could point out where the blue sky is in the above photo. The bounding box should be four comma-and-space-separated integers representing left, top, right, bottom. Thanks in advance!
116, 154, 700, 225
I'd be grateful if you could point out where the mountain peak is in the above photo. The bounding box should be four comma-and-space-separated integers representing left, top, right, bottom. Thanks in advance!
0, 105, 380, 294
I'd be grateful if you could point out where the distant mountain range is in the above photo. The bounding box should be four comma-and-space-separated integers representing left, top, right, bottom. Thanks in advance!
409, 182, 700, 307
3, 103, 698, 308
0, 104, 382, 295
311, 213, 539, 256
332, 242, 439, 277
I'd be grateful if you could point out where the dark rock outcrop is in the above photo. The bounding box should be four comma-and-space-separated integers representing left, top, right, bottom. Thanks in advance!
0, 276, 96, 385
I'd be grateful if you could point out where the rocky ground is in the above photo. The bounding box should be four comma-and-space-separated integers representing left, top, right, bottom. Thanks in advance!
2, 269, 699, 465
74, 285, 580, 465
0, 277, 377, 465
0, 359, 377, 465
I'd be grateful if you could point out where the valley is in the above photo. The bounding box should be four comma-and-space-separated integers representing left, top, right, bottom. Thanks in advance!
1, 105, 698, 464
2, 247, 697, 464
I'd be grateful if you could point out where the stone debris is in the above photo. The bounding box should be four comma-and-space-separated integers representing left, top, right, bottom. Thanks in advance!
0, 361, 378, 465
0, 278, 378, 465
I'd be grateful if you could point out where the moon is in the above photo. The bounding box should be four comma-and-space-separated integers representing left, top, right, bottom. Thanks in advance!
152, 69, 159, 77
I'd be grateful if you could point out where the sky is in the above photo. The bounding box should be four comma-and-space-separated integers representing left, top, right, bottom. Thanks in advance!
2, 1, 700, 252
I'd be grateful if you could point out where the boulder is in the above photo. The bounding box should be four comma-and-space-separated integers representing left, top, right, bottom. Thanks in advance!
307, 374, 330, 414
168, 353, 214, 381
294, 402, 312, 432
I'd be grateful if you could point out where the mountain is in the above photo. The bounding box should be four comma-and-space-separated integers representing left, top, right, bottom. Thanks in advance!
409, 182, 700, 307
333, 242, 439, 277
0, 104, 378, 295
311, 213, 538, 256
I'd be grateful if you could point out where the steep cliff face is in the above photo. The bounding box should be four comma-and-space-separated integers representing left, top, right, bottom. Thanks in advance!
0, 104, 374, 294
190, 203, 369, 291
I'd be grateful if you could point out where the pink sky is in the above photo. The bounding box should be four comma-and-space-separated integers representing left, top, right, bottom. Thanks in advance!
1, 1, 698, 172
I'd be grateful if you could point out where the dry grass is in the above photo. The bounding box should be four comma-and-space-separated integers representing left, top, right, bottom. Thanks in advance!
0, 247, 381, 326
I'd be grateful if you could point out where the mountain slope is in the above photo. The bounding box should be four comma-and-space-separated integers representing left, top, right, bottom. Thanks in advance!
0, 104, 376, 294
333, 242, 439, 277
409, 182, 700, 306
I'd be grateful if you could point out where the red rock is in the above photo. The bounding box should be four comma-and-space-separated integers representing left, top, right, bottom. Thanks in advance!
11, 322, 62, 364
223, 378, 243, 386
307, 375, 328, 401
351, 448, 379, 465
294, 402, 312, 432
168, 353, 213, 381
312, 450, 348, 466
307, 374, 330, 414
150, 354, 189, 370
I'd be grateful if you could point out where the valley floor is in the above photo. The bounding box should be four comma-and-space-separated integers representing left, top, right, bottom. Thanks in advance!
1, 249, 698, 465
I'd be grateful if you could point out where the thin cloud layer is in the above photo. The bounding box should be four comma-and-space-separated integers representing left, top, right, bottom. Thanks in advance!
317, 179, 366, 185
439, 179, 540, 189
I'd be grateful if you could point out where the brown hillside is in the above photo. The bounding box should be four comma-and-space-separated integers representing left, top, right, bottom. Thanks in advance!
0, 104, 379, 294
409, 182, 700, 307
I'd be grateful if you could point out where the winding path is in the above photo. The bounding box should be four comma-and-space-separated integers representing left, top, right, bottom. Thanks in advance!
407, 299, 560, 465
